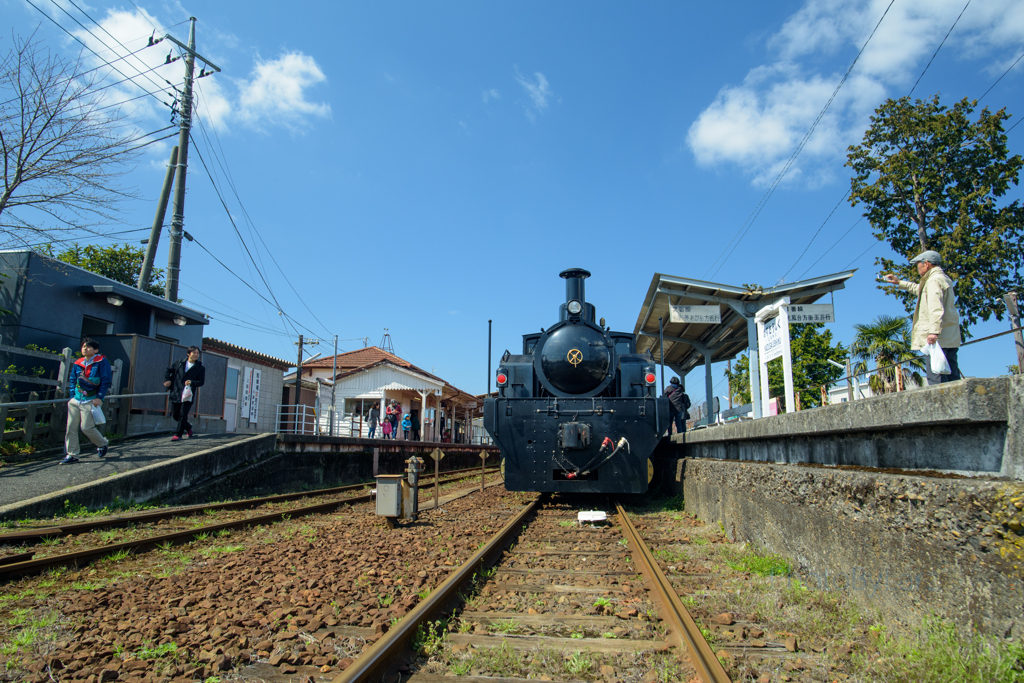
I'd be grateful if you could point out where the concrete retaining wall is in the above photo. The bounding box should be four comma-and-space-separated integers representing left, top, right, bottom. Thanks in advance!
678, 376, 1023, 479
667, 457, 1024, 639
167, 448, 500, 505
0, 434, 276, 520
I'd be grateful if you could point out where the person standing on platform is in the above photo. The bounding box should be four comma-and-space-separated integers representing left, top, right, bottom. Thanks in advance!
368, 402, 380, 438
62, 338, 111, 464
883, 250, 962, 385
164, 346, 206, 441
411, 411, 420, 441
386, 400, 399, 439
402, 413, 411, 440
663, 376, 690, 435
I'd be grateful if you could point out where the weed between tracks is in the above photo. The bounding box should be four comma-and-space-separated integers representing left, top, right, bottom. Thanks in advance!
624, 493, 1024, 683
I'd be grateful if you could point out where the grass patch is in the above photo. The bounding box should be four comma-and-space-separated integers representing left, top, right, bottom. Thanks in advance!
198, 544, 244, 558
725, 548, 791, 577
654, 547, 686, 564
861, 616, 1024, 683
136, 641, 178, 660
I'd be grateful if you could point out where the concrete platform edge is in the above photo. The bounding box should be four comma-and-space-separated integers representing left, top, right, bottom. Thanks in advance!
0, 433, 276, 521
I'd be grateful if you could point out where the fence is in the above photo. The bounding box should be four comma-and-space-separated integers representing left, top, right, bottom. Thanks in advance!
276, 404, 318, 436
0, 344, 166, 450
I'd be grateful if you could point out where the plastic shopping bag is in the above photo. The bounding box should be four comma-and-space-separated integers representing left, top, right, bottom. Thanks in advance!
181, 384, 194, 402
925, 342, 951, 375
91, 404, 106, 425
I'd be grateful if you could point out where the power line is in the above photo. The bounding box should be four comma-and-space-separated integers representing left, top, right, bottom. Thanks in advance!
978, 49, 1024, 103
704, 0, 897, 281
190, 95, 334, 338
27, 0, 166, 107
798, 219, 863, 280
776, 191, 849, 284
908, 0, 972, 97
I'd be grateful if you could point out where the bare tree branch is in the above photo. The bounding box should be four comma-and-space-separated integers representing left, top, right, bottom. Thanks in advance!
0, 32, 141, 246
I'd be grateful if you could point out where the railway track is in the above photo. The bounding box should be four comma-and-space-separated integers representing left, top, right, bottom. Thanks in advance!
0, 466, 498, 580
334, 494, 730, 683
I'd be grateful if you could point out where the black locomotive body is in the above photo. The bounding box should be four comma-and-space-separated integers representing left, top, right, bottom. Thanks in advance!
484, 269, 668, 493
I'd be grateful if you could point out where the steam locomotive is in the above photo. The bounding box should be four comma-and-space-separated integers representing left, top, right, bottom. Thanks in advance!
484, 269, 669, 493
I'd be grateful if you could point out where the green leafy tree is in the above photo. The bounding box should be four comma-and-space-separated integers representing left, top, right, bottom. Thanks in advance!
724, 323, 846, 410
46, 243, 165, 296
850, 315, 924, 394
846, 95, 1024, 334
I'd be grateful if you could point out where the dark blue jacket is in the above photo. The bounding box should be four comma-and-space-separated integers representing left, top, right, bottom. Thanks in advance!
70, 354, 112, 401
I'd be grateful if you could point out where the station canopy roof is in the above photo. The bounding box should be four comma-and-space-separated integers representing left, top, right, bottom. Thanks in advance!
632, 270, 856, 376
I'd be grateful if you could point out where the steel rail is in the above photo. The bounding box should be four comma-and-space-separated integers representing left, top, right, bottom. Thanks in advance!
0, 470, 501, 580
0, 466, 497, 544
331, 496, 540, 683
616, 501, 732, 683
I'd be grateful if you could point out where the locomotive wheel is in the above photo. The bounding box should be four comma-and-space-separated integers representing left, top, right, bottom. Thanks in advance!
647, 458, 654, 484
500, 458, 505, 481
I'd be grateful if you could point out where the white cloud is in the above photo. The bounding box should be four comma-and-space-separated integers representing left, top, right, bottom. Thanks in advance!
482, 88, 500, 103
66, 8, 327, 144
515, 68, 551, 121
687, 0, 1024, 186
236, 52, 331, 132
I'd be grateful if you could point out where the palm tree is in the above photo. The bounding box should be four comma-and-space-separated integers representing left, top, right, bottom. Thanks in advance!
850, 315, 924, 394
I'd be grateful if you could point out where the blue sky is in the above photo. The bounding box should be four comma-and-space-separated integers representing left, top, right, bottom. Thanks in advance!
4, 0, 1023, 398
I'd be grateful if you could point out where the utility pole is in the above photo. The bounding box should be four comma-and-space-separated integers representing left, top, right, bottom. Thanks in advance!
1004, 292, 1024, 373
294, 334, 304, 432
329, 334, 338, 436
164, 17, 222, 302
138, 145, 177, 291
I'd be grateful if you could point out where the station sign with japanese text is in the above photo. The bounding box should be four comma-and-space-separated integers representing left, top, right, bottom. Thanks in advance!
669, 305, 721, 324
762, 316, 785, 362
785, 304, 834, 323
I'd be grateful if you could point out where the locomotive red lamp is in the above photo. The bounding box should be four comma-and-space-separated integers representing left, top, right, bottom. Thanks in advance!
645, 372, 656, 384
496, 372, 508, 386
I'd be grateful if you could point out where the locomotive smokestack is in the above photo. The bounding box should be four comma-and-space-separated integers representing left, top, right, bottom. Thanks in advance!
560, 268, 591, 304
559, 268, 595, 323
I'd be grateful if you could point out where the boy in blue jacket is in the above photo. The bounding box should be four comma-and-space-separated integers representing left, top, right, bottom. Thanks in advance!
62, 338, 111, 463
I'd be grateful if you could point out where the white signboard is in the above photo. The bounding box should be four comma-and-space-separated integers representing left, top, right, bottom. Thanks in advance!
241, 368, 253, 418
248, 369, 261, 422
785, 304, 834, 323
762, 316, 785, 362
669, 304, 721, 324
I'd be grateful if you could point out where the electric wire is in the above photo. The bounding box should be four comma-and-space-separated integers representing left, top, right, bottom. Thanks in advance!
191, 86, 334, 339
185, 134, 303, 343
776, 191, 849, 284
978, 49, 1024, 103
186, 144, 323, 340
909, 0, 972, 97
780, 1, 989, 287
704, 0, 897, 281
27, 0, 166, 107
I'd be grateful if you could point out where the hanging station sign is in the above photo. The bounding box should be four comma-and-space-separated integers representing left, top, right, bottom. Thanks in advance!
669, 304, 721, 324
785, 304, 835, 323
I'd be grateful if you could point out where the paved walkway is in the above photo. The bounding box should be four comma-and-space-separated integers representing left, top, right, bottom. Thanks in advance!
0, 433, 254, 508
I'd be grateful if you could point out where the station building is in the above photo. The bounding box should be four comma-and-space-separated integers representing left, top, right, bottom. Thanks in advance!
289, 347, 482, 443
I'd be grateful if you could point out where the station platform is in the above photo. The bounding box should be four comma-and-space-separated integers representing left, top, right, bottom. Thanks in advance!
0, 433, 275, 521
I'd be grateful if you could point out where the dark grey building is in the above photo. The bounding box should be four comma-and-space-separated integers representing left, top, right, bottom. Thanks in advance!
0, 249, 208, 351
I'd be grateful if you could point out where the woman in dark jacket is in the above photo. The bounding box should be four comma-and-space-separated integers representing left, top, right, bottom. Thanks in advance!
368, 403, 380, 438
164, 346, 206, 441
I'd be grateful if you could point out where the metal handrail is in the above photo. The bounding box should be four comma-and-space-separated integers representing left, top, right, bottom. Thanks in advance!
0, 392, 167, 409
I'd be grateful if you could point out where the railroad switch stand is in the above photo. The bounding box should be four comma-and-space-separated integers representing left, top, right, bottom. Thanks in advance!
375, 456, 424, 528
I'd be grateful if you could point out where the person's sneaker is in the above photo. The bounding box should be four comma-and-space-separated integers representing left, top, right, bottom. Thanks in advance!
171, 435, 181, 442
97, 445, 108, 458
186, 427, 194, 438
60, 455, 79, 464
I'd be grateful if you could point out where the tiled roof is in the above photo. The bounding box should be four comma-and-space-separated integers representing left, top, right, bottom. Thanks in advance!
303, 346, 444, 382
304, 347, 480, 405
203, 337, 292, 369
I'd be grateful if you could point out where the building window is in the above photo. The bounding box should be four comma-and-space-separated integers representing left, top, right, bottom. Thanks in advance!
226, 367, 239, 400
81, 315, 113, 338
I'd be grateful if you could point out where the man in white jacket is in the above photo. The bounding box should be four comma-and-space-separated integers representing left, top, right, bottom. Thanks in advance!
884, 250, 962, 385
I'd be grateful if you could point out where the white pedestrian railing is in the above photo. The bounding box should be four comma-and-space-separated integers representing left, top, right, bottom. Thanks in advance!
276, 404, 318, 435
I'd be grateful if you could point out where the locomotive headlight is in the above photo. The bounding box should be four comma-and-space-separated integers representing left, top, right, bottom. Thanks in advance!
567, 300, 583, 315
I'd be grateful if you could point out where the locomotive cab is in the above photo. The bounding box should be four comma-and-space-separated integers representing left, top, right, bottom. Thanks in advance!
485, 269, 669, 494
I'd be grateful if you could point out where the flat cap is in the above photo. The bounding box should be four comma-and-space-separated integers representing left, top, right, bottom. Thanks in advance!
910, 250, 941, 265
